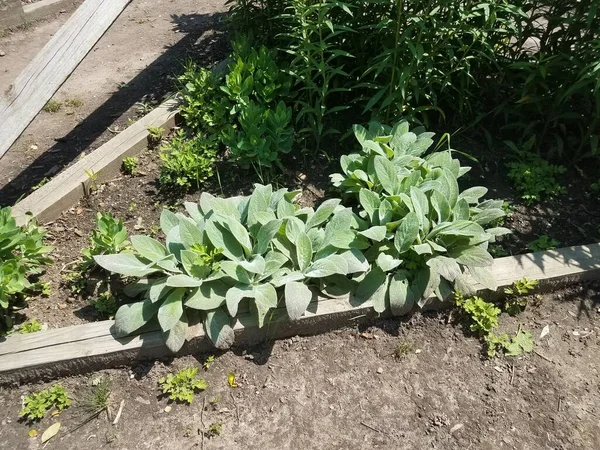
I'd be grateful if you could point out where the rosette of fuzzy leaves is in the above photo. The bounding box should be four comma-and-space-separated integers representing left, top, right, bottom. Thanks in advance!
330, 120, 510, 315
95, 185, 368, 351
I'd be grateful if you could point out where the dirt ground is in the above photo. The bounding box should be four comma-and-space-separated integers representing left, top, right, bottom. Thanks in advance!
0, 0, 229, 206
0, 282, 599, 449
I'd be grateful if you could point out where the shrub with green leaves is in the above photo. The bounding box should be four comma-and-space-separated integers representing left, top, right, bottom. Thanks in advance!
330, 120, 508, 313
505, 140, 566, 205
19, 385, 71, 421
455, 292, 501, 335
95, 185, 368, 351
159, 367, 208, 404
159, 130, 218, 190
0, 207, 53, 332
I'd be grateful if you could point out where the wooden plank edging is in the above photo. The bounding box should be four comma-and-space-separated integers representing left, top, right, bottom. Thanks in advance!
1, 243, 599, 384
12, 98, 179, 226
0, 0, 131, 159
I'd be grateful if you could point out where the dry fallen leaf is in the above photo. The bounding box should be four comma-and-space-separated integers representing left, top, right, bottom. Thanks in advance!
41, 422, 60, 444
228, 372, 238, 388
540, 325, 550, 339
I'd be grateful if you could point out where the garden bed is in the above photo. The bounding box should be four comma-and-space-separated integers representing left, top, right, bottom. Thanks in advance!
0, 282, 598, 449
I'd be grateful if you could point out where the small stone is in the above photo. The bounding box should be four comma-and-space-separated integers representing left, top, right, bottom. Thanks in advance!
0, 50, 5, 57
30, 144, 38, 151
415, 349, 422, 354
376, 367, 383, 374
164, 405, 172, 413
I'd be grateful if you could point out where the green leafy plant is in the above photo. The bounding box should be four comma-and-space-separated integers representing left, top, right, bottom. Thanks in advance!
203, 355, 216, 370
205, 422, 223, 438
504, 277, 539, 315
506, 139, 566, 205
84, 169, 99, 194
528, 236, 559, 252
158, 130, 218, 190
330, 120, 508, 313
454, 291, 500, 335
159, 367, 208, 404
42, 99, 62, 113
147, 126, 165, 143
486, 327, 534, 358
83, 377, 111, 414
122, 157, 139, 175
394, 338, 414, 358
19, 385, 71, 421
0, 207, 53, 332
18, 319, 43, 334
95, 184, 368, 351
92, 291, 118, 318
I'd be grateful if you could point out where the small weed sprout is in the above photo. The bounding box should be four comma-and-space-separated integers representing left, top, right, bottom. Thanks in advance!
205, 422, 223, 438
84, 169, 99, 194
42, 99, 62, 113
528, 235, 560, 252
504, 278, 539, 315
122, 157, 139, 175
454, 291, 500, 335
31, 177, 50, 191
159, 367, 208, 404
65, 98, 84, 108
92, 291, 118, 318
203, 355, 216, 370
19, 385, 71, 421
83, 377, 111, 413
394, 338, 414, 358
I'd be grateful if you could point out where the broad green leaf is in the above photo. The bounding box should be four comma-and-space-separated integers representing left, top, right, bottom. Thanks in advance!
285, 217, 305, 244
220, 216, 252, 255
449, 246, 493, 267
410, 186, 429, 231
254, 219, 283, 255
285, 281, 314, 320
296, 232, 313, 272
204, 308, 234, 349
459, 186, 488, 204
226, 284, 255, 317
179, 219, 204, 248
473, 209, 505, 226
426, 256, 461, 282
123, 279, 150, 297
149, 278, 170, 303
394, 212, 419, 254
160, 209, 179, 234
306, 199, 341, 229
277, 198, 296, 219
270, 271, 305, 287
94, 254, 158, 277
220, 261, 252, 283
247, 184, 272, 229
389, 271, 413, 316
468, 266, 498, 291
454, 198, 470, 220
253, 283, 278, 328
164, 311, 188, 352
165, 226, 184, 260
359, 226, 387, 242
158, 288, 184, 332
114, 298, 160, 337
205, 218, 244, 261
305, 255, 348, 278
239, 255, 266, 274
374, 155, 398, 195
359, 189, 381, 220
439, 168, 459, 207
339, 248, 369, 273
431, 191, 451, 223
184, 201, 205, 225
413, 243, 433, 255
262, 251, 289, 279
353, 267, 388, 312
186, 280, 228, 310
376, 253, 402, 272
322, 209, 353, 250
166, 274, 203, 287
131, 235, 168, 261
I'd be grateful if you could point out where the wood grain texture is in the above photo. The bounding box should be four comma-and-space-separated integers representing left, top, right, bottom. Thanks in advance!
11, 98, 179, 226
0, 0, 131, 159
1, 243, 599, 382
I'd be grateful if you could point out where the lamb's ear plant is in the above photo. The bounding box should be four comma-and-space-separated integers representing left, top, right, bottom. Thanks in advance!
95, 184, 368, 352
331, 120, 509, 314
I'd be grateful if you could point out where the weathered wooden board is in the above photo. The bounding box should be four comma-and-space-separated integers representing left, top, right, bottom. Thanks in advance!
0, 0, 131, 160
1, 243, 599, 383
11, 98, 179, 226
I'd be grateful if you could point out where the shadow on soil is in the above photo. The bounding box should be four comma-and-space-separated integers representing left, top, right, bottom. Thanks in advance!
0, 12, 229, 207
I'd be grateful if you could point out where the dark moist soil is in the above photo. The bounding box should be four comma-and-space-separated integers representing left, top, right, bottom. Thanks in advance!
1, 282, 599, 449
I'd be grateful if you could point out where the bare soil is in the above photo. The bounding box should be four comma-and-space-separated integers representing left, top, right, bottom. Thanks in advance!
0, 283, 599, 449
